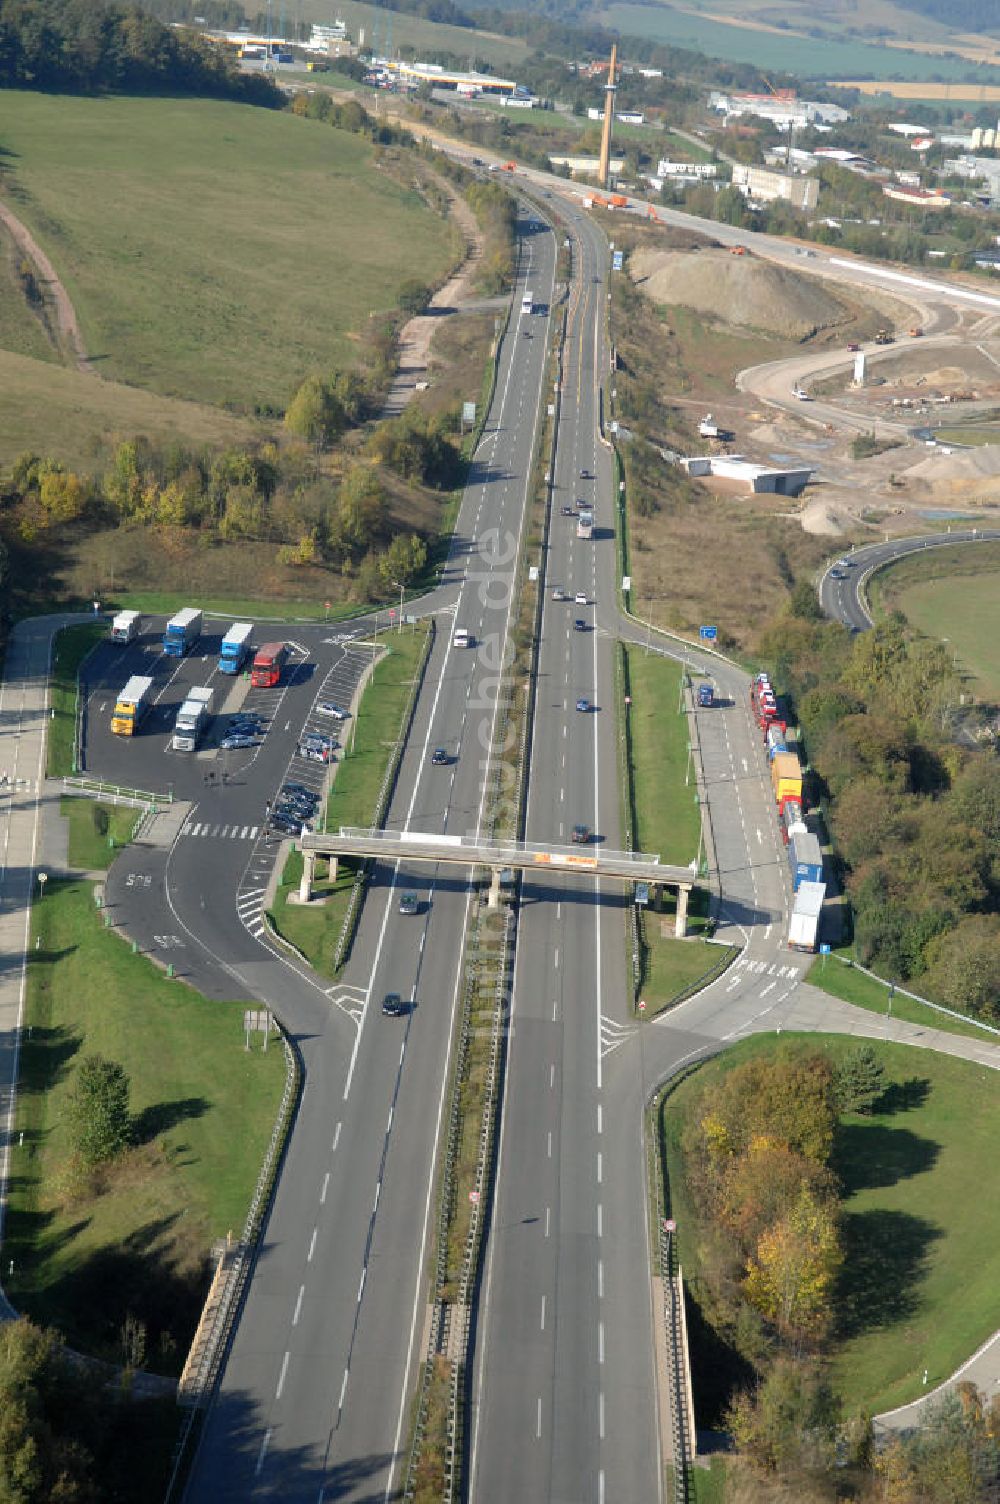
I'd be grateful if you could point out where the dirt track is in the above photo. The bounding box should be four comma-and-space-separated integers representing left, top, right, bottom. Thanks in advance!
381, 179, 487, 418
0, 198, 95, 374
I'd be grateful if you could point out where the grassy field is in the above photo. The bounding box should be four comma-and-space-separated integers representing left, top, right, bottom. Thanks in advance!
598, 2, 1000, 83
838, 80, 1000, 102
0, 93, 458, 410
870, 541, 1000, 702
622, 645, 701, 864
47, 622, 105, 778
252, 0, 529, 68
0, 235, 60, 365
60, 797, 138, 870
7, 879, 285, 1369
662, 1034, 1000, 1417
806, 951, 1000, 1043
269, 847, 359, 976
0, 348, 260, 472
269, 625, 429, 974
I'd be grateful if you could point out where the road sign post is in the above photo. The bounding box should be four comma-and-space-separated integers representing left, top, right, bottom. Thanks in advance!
699, 625, 717, 642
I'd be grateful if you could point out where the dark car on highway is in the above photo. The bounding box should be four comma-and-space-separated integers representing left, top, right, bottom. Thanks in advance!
571, 824, 590, 844
431, 747, 449, 766
399, 891, 419, 915
574, 619, 587, 632
381, 992, 406, 1017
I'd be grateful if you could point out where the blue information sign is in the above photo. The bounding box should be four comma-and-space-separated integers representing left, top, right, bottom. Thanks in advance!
699, 625, 717, 641
820, 943, 831, 955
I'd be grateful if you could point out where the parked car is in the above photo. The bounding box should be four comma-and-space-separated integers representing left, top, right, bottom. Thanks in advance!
298, 734, 334, 763
431, 747, 449, 766
398, 891, 419, 915
381, 992, 406, 1017
220, 733, 256, 750
278, 782, 314, 806
316, 701, 347, 720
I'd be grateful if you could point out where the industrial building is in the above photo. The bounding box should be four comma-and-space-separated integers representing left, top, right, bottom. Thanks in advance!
731, 163, 819, 210
679, 455, 813, 495
882, 183, 951, 209
549, 154, 625, 176
656, 159, 717, 179
708, 91, 849, 130
382, 60, 518, 95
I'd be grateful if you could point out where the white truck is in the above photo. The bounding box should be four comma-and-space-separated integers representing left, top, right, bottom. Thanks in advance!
110, 610, 143, 644
788, 880, 825, 952
172, 686, 214, 752
453, 626, 474, 648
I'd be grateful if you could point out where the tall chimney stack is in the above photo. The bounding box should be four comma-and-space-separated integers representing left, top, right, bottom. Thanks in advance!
598, 44, 617, 190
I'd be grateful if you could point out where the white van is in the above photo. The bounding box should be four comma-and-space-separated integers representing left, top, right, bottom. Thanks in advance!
453, 627, 473, 648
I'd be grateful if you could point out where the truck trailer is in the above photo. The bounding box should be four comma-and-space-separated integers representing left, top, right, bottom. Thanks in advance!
172, 686, 213, 752
111, 675, 154, 736
219, 622, 254, 674
788, 880, 825, 951
771, 750, 803, 806
110, 610, 143, 645
163, 607, 202, 657
788, 830, 823, 891
576, 510, 594, 540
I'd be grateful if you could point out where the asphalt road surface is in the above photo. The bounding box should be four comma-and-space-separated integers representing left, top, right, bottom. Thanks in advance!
817, 527, 1000, 633
59, 168, 1000, 1503
173, 206, 559, 1503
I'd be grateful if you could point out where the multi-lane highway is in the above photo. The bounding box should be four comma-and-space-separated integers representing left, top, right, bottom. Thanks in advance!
166, 205, 559, 1502
7, 151, 1000, 1504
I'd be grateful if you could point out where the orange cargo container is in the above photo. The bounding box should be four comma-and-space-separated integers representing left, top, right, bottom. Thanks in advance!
609, 193, 629, 209
771, 751, 803, 805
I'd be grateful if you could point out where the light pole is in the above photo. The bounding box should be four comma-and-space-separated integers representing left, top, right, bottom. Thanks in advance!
392, 579, 405, 633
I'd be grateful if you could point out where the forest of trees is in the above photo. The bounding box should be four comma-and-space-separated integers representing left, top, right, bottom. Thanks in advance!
0, 0, 281, 101
671, 1045, 1000, 1502
760, 595, 1000, 1019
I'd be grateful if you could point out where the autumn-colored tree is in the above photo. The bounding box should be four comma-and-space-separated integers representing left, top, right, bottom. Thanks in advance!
697, 1054, 836, 1179
744, 1185, 842, 1343
720, 1137, 837, 1253
728, 1356, 839, 1476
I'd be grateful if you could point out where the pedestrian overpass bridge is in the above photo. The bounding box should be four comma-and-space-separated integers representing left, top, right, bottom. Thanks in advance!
297, 827, 698, 934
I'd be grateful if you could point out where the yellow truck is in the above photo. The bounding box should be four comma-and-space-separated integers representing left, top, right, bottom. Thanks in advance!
770, 750, 803, 806
111, 675, 154, 737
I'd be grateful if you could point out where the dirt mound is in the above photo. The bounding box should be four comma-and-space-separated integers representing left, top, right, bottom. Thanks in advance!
630, 247, 849, 340
905, 445, 1000, 482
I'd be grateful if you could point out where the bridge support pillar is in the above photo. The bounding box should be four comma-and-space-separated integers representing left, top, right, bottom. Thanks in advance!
675, 884, 691, 938
328, 855, 338, 882
299, 848, 316, 904
487, 867, 501, 909
652, 884, 664, 912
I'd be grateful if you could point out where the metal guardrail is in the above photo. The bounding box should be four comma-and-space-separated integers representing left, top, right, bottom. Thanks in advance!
62, 775, 171, 808
163, 1032, 301, 1502
404, 233, 543, 1499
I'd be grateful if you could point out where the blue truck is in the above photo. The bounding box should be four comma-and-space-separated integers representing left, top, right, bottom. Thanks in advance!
697, 683, 714, 708
219, 621, 254, 674
788, 830, 824, 891
163, 607, 203, 657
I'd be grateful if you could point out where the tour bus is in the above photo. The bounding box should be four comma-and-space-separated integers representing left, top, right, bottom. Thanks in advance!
250, 642, 288, 688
